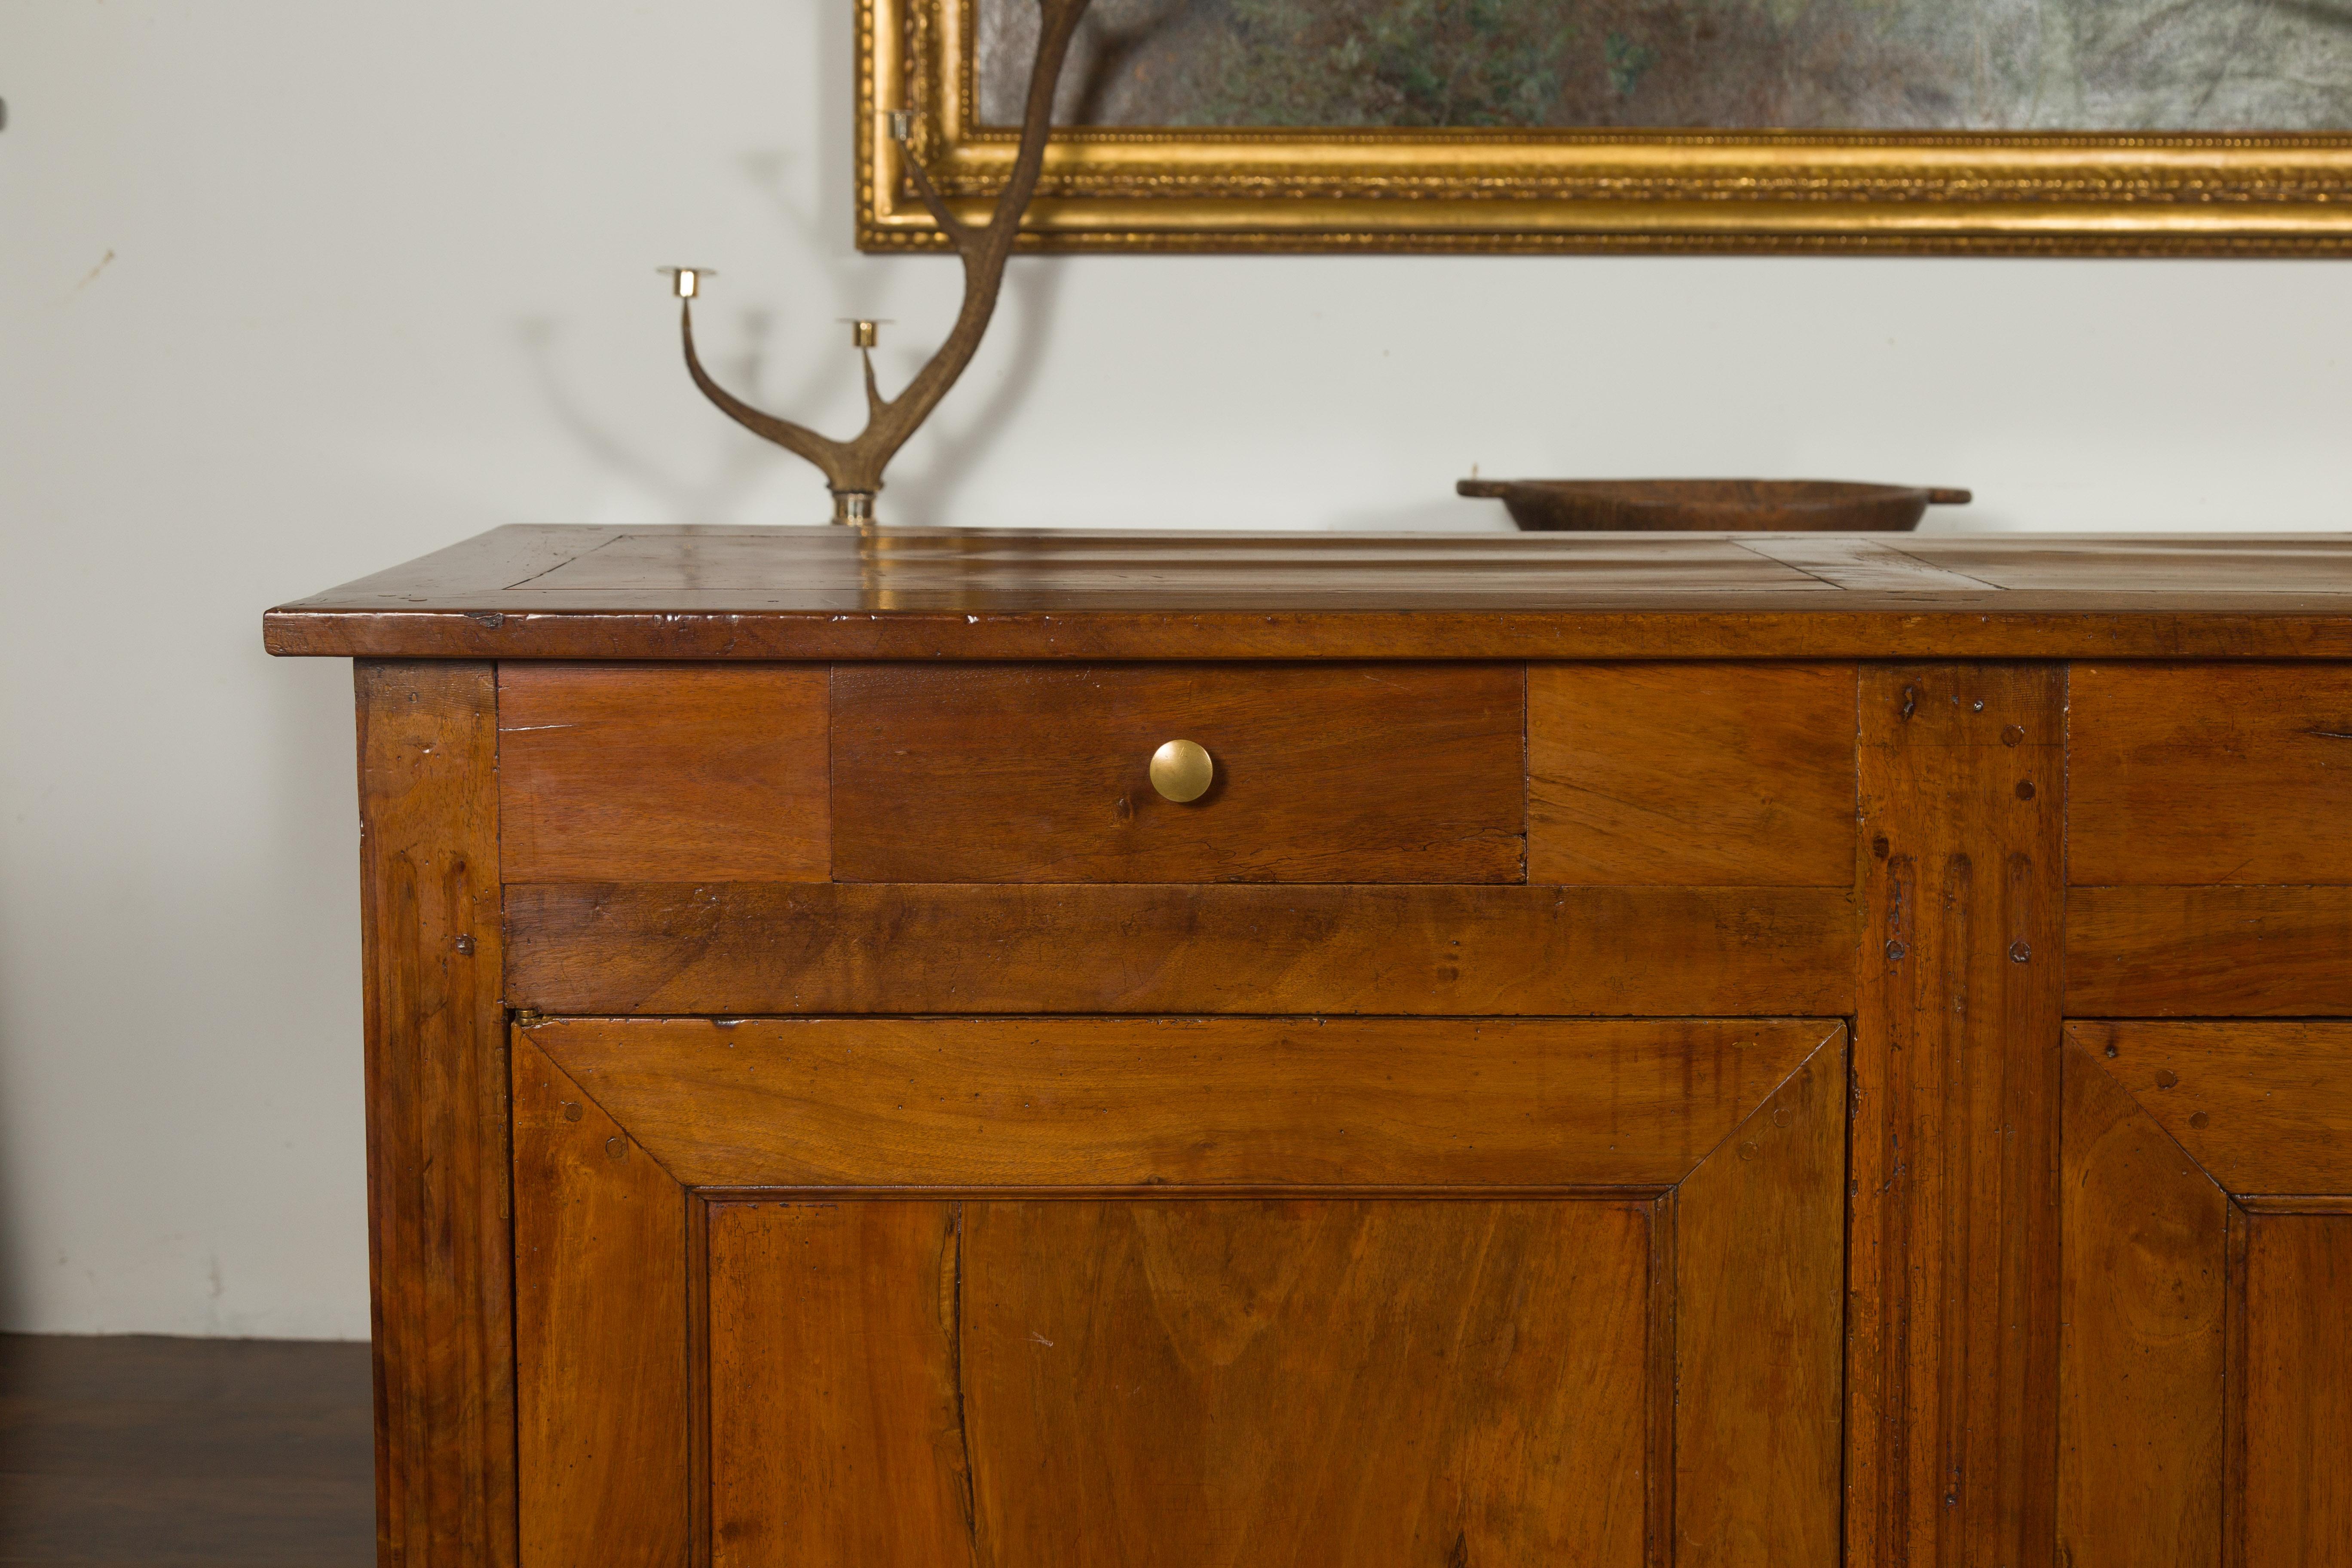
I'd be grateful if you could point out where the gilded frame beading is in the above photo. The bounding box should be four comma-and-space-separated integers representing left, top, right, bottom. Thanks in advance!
858, 0, 2352, 255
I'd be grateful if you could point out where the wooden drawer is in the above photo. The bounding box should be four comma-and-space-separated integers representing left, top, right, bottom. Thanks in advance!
2072, 663, 2352, 885
2069, 664, 2352, 1015
828, 663, 1526, 883
514, 1014, 1847, 1566
498, 664, 829, 882
1528, 663, 1856, 887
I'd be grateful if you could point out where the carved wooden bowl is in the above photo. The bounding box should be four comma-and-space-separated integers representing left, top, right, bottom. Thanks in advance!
1457, 478, 1972, 533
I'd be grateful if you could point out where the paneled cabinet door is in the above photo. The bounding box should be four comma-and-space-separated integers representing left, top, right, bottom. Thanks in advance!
511, 1017, 1847, 1568
2060, 1023, 2352, 1568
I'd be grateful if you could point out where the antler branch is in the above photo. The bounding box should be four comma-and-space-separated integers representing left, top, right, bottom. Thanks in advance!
674, 0, 1093, 520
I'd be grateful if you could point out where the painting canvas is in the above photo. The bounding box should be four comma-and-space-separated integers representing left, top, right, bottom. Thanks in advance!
977, 0, 2352, 131
860, 0, 2352, 252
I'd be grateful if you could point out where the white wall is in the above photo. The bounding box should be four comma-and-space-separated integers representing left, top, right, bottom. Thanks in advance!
3, 0, 2349, 1339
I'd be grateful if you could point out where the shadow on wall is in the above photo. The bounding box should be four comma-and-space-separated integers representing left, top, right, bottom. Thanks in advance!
514, 0, 1096, 530
884, 259, 1069, 526
514, 151, 1074, 529
517, 313, 781, 526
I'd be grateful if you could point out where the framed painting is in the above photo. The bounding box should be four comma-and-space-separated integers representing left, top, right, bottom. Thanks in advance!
856, 0, 2352, 253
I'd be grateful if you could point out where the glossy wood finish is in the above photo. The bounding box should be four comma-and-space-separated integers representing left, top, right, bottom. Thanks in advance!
513, 1019, 1846, 1567
1674, 1038, 1846, 1566
2058, 1023, 2352, 1568
705, 1201, 974, 1567
274, 531, 2352, 1568
511, 1035, 687, 1568
498, 664, 829, 883
2058, 1032, 2228, 1568
714, 1195, 1656, 1568
2071, 1021, 2352, 1195
265, 527, 2352, 662
527, 1016, 1841, 1188
2071, 664, 2352, 886
2241, 1216, 2352, 1568
830, 663, 1525, 883
1848, 665, 2064, 1568
355, 662, 514, 1568
503, 882, 1857, 1017
2067, 885, 2352, 1017
1528, 663, 1855, 886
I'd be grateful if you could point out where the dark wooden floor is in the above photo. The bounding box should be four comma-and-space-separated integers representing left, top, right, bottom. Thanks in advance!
0, 1333, 372, 1566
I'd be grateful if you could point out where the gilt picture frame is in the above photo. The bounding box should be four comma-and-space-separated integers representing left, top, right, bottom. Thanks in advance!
858, 0, 2352, 254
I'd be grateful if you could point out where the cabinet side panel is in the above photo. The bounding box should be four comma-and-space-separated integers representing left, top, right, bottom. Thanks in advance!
511, 1037, 689, 1568
356, 661, 515, 1568
1848, 665, 2064, 1568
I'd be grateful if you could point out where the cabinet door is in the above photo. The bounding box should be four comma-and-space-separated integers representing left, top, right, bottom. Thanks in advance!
511, 1017, 1846, 1568
2061, 1023, 2352, 1568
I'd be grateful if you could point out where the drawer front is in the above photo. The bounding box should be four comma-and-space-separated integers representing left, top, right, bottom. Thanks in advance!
1528, 663, 1856, 887
829, 663, 1526, 883
2071, 662, 2352, 886
2068, 663, 2352, 1016
498, 663, 829, 882
513, 1015, 1846, 1567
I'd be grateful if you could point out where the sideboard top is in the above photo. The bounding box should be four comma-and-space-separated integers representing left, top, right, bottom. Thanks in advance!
265, 525, 2352, 660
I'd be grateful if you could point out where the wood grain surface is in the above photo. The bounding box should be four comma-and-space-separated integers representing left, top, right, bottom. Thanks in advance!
511, 1035, 689, 1568
706, 1201, 972, 1568
2068, 1022, 2352, 1195
2058, 1035, 2229, 1568
1848, 664, 2065, 1568
354, 662, 514, 1568
528, 1015, 1840, 1188
706, 1197, 1651, 1568
974, 1198, 1651, 1568
2241, 1214, 2352, 1568
266, 526, 2352, 661
497, 663, 829, 883
505, 1020, 1849, 1564
829, 663, 1525, 883
1528, 663, 1855, 886
503, 880, 1857, 1017
2066, 885, 2352, 1016
2059, 1026, 2352, 1568
2071, 663, 2352, 886
1672, 1032, 1844, 1567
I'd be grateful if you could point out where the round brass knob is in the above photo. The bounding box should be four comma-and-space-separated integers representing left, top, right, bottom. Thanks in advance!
1148, 739, 1214, 803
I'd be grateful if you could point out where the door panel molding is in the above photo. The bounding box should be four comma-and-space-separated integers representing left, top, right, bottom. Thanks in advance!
514, 1019, 1847, 1566
2061, 1022, 2352, 1568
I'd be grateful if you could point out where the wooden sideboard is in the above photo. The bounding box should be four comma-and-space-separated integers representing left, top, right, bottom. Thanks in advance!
268, 528, 2352, 1568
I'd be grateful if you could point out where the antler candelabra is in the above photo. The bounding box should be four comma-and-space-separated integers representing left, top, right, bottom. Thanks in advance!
666, 0, 1092, 525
